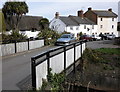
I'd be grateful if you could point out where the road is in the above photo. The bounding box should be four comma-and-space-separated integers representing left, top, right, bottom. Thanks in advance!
2, 40, 120, 90
2, 45, 58, 90
87, 40, 120, 49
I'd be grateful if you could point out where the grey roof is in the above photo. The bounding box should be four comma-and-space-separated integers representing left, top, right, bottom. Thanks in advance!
69, 16, 96, 25
92, 10, 117, 17
59, 16, 79, 26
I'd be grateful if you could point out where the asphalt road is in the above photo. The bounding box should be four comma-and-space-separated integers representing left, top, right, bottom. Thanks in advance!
2, 45, 58, 90
2, 40, 120, 90
87, 40, 120, 49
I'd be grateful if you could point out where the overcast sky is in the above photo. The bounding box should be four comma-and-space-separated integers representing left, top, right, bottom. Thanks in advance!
0, 0, 120, 21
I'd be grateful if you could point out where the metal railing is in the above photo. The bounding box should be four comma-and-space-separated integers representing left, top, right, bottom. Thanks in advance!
31, 41, 86, 90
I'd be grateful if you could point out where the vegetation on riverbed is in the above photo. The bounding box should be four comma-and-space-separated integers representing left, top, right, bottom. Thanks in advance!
83, 48, 120, 71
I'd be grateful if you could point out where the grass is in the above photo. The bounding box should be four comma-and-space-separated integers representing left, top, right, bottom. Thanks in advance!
95, 48, 120, 55
83, 48, 120, 70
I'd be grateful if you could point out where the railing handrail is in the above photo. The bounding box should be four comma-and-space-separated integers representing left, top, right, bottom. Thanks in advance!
31, 40, 83, 61
31, 40, 86, 90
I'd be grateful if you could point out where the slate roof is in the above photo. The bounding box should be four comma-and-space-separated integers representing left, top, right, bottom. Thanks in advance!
69, 16, 96, 25
59, 16, 79, 26
59, 16, 96, 26
92, 10, 118, 17
6, 15, 43, 31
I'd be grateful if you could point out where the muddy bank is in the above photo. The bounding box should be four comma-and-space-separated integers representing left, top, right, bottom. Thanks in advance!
66, 48, 120, 91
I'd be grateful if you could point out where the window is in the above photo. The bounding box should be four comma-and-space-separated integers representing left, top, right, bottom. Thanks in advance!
76, 27, 79, 30
84, 25, 86, 29
52, 26, 54, 29
87, 28, 90, 31
101, 18, 103, 21
70, 27, 73, 30
112, 25, 114, 29
112, 18, 114, 21
92, 25, 94, 29
100, 25, 103, 28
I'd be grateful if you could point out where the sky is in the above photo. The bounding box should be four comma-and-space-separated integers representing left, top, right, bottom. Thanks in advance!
0, 0, 120, 21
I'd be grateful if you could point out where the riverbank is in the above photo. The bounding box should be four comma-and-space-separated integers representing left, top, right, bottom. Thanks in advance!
66, 48, 120, 91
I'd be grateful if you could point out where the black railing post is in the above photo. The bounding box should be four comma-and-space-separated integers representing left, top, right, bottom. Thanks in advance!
31, 58, 36, 90
80, 41, 83, 59
47, 52, 50, 75
64, 46, 66, 73
73, 43, 76, 73
15, 40, 17, 53
28, 39, 30, 50
85, 41, 87, 48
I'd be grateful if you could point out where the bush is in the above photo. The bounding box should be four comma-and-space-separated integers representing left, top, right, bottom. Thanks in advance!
38, 29, 61, 45
1, 31, 27, 44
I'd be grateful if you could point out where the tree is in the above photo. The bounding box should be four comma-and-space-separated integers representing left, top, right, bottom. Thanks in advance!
0, 11, 6, 33
2, 2, 28, 32
39, 18, 49, 30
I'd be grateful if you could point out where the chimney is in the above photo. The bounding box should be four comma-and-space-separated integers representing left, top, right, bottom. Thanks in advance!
78, 10, 84, 18
88, 7, 92, 11
108, 8, 112, 12
55, 12, 59, 19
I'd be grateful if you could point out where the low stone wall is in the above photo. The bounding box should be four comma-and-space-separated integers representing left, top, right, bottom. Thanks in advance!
1, 39, 44, 56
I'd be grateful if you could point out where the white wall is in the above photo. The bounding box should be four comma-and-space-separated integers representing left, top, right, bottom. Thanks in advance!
65, 24, 97, 37
1, 39, 44, 56
98, 17, 118, 36
20, 31, 39, 38
49, 18, 66, 33
29, 40, 44, 50
1, 43, 15, 56
36, 60, 47, 89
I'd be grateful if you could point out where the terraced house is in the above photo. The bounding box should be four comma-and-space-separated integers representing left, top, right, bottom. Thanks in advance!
84, 7, 118, 36
50, 7, 118, 37
49, 11, 97, 38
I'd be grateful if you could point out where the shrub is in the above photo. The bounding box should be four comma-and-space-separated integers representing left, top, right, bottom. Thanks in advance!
41, 68, 65, 91
38, 29, 61, 45
1, 31, 27, 44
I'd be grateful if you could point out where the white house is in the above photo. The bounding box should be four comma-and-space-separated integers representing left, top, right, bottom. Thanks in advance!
49, 11, 97, 38
84, 7, 118, 37
4, 15, 43, 38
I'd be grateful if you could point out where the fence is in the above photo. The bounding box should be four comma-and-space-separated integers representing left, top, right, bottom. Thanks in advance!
1, 39, 44, 56
31, 41, 86, 90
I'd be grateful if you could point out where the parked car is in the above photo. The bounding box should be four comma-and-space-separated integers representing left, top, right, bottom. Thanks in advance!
106, 34, 116, 40
55, 34, 76, 46
92, 35, 101, 41
99, 33, 107, 40
80, 35, 92, 41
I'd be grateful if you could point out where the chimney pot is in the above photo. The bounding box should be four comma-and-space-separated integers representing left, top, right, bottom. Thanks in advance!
88, 7, 92, 11
108, 8, 112, 12
55, 12, 59, 19
78, 10, 84, 18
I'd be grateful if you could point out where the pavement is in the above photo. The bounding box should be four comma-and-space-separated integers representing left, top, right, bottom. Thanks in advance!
2, 45, 57, 90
